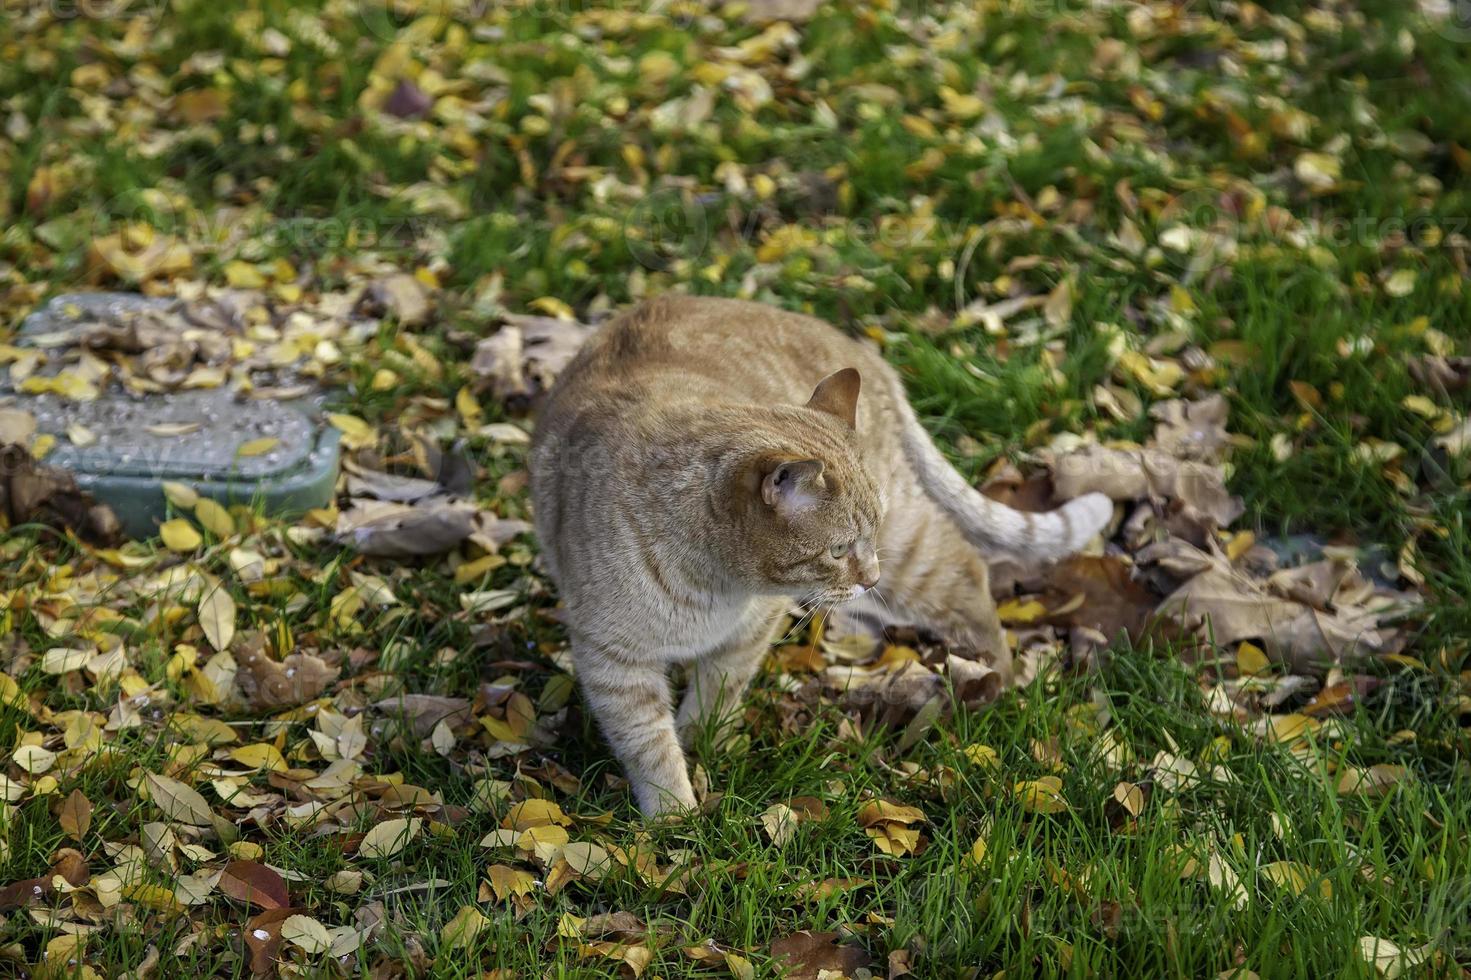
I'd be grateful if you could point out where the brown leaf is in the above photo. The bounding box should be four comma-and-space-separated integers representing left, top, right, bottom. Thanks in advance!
236, 646, 340, 710
1042, 555, 1157, 642
245, 907, 296, 975
0, 848, 89, 910
366, 273, 432, 326
980, 462, 1056, 512
383, 79, 433, 119
372, 694, 473, 739
1051, 445, 1243, 542
0, 443, 121, 544
769, 930, 871, 980
1149, 394, 1231, 462
471, 314, 595, 409
581, 911, 647, 941
218, 860, 290, 911
336, 499, 477, 558
1155, 567, 1386, 672
58, 789, 92, 841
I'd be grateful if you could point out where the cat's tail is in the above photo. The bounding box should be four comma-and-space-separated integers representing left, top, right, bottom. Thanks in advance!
884, 370, 1112, 560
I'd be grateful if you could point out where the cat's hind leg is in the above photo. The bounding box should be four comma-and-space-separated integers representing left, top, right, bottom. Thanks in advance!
576, 650, 695, 816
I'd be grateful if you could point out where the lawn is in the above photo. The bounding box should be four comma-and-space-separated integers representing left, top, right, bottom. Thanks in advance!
1, 0, 1470, 976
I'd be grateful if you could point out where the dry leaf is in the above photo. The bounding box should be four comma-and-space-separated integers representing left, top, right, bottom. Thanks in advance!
198, 582, 236, 652
440, 905, 490, 949
218, 860, 290, 910
145, 773, 214, 826
58, 789, 92, 841
281, 914, 332, 955
358, 817, 423, 859
336, 499, 477, 558
160, 518, 203, 552
769, 930, 871, 980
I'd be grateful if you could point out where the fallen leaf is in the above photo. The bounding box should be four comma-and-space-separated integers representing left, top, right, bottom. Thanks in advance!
440, 905, 490, 949
471, 314, 595, 407
281, 914, 332, 955
769, 930, 871, 980
358, 817, 423, 859
1014, 776, 1069, 813
1355, 936, 1432, 978
0, 443, 120, 544
760, 803, 798, 846
235, 646, 339, 710
145, 773, 214, 826
58, 789, 92, 841
160, 518, 203, 552
198, 582, 236, 652
218, 860, 290, 910
336, 499, 477, 558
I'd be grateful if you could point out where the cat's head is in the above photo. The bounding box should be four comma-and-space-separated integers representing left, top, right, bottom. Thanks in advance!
736, 368, 885, 605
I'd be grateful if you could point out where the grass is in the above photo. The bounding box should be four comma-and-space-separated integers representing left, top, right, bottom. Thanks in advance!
0, 0, 1469, 976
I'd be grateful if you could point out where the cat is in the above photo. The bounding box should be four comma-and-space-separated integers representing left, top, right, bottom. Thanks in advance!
529, 296, 1112, 815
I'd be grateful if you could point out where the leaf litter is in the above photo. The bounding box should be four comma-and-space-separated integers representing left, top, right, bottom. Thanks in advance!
2, 0, 1469, 974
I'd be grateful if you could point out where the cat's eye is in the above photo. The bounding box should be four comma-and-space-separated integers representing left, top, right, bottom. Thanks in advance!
829, 542, 850, 559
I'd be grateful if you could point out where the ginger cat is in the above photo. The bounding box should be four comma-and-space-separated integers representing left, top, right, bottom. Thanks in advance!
530, 297, 1111, 815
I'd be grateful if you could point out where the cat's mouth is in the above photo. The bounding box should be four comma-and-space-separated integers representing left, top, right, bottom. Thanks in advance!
802, 586, 865, 608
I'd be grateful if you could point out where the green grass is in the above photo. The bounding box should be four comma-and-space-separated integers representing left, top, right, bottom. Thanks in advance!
1, 0, 1469, 976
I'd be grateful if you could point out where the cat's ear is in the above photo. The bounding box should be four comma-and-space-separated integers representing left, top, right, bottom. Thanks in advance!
805, 368, 861, 429
761, 458, 825, 511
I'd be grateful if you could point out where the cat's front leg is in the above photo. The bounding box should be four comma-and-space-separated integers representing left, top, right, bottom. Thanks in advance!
577, 653, 696, 816
676, 605, 785, 750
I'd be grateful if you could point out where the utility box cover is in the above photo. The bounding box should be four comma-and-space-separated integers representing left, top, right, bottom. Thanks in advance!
4, 292, 340, 539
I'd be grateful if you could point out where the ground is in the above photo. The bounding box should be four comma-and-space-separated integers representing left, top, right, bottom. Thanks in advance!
1, 0, 1470, 977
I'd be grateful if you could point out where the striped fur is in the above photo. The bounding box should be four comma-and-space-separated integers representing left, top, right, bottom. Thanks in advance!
530, 297, 1112, 815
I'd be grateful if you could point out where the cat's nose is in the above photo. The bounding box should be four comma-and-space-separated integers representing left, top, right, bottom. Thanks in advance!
857, 568, 880, 591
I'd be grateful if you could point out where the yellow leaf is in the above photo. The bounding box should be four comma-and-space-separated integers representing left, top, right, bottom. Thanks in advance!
504, 798, 572, 831
161, 481, 199, 508
1112, 781, 1145, 817
13, 744, 57, 774
1384, 269, 1417, 298
229, 743, 287, 772
966, 833, 989, 865
963, 744, 1000, 769
486, 864, 536, 901
454, 553, 507, 584
856, 800, 927, 826
1401, 394, 1439, 418
440, 905, 490, 949
237, 437, 279, 457
223, 260, 267, 288
1356, 936, 1432, 978
528, 296, 575, 320
1265, 713, 1318, 744
359, 817, 422, 859
159, 519, 202, 552
1336, 764, 1407, 797
1236, 641, 1270, 677
125, 882, 183, 912
328, 413, 375, 450
1261, 860, 1331, 899
194, 498, 235, 538
1224, 530, 1256, 563
996, 598, 1047, 624
1014, 776, 1068, 814
455, 386, 483, 424
198, 582, 236, 652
